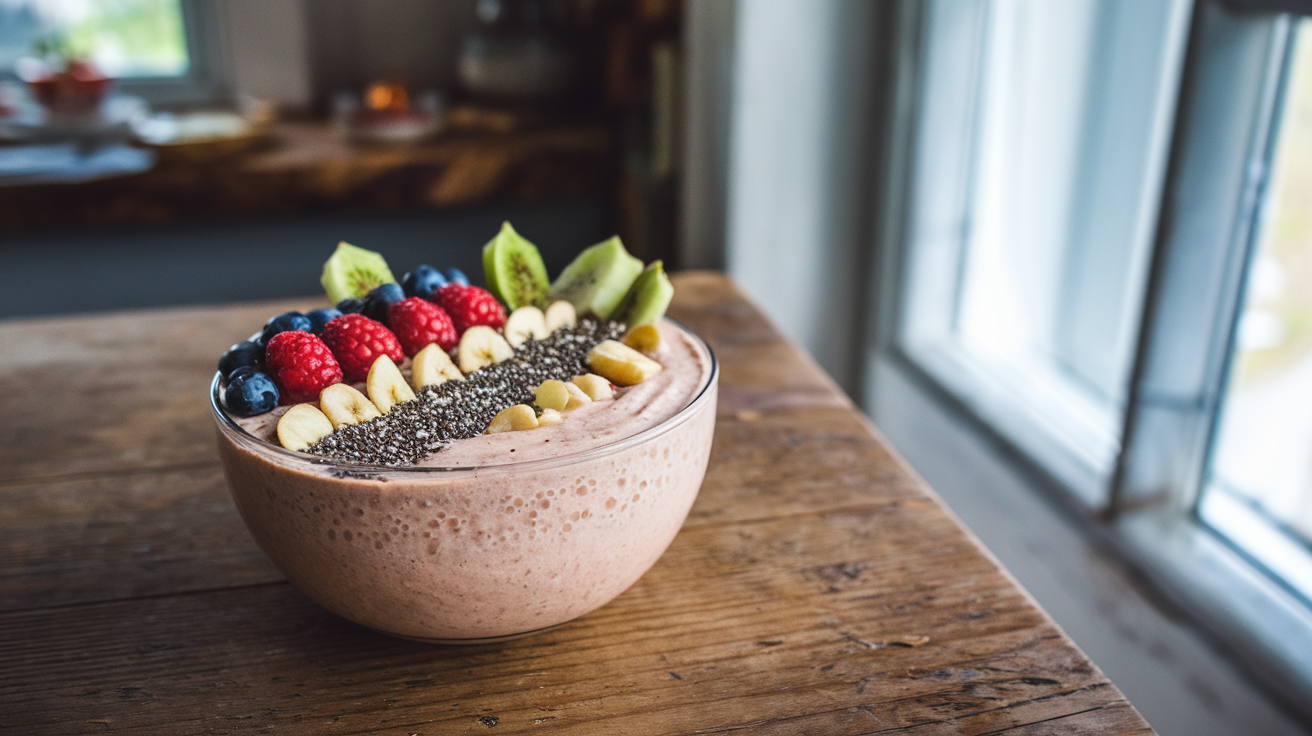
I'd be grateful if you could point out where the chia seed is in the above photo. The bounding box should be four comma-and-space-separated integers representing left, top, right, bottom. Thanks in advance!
307, 319, 624, 467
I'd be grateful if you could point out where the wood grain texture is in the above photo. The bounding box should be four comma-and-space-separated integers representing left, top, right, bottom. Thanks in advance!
0, 272, 1154, 734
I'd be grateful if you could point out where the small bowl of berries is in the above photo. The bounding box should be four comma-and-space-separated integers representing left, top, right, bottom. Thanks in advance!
212, 225, 717, 643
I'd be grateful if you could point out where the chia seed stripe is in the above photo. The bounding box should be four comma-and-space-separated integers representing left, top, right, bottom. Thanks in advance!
307, 319, 624, 466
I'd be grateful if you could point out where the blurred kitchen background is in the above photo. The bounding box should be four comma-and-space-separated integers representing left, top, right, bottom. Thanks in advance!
4, 1, 1312, 734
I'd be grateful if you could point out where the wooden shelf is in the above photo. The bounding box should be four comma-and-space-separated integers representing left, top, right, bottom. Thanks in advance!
0, 120, 616, 231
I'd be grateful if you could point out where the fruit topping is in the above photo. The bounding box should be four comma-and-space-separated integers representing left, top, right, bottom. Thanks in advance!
319, 383, 382, 428
485, 404, 539, 433
534, 379, 571, 412
612, 260, 674, 327
411, 343, 464, 389
548, 235, 643, 319
265, 331, 344, 404
435, 283, 507, 334
445, 267, 470, 286
260, 311, 313, 346
563, 381, 593, 410
587, 340, 663, 386
225, 371, 280, 416
388, 297, 458, 356
361, 282, 405, 326
572, 373, 614, 401
503, 305, 549, 348
320, 313, 405, 383
622, 323, 661, 354
277, 404, 334, 451
401, 264, 447, 300
457, 325, 515, 374
538, 408, 564, 426
336, 297, 365, 314
305, 308, 343, 334
366, 355, 416, 413
307, 319, 623, 466
544, 300, 577, 333
321, 241, 397, 305
219, 340, 264, 379
482, 221, 550, 310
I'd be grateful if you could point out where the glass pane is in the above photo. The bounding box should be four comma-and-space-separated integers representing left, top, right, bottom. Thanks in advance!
1202, 18, 1312, 597
0, 0, 188, 78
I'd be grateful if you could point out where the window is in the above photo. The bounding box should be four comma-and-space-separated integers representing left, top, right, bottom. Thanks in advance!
872, 0, 1312, 715
0, 0, 225, 106
1199, 16, 1312, 605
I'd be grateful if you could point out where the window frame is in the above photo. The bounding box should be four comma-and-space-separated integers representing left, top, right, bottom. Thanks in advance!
111, 0, 229, 107
867, 0, 1312, 718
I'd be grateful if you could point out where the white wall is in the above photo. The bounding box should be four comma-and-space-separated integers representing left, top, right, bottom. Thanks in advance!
723, 0, 875, 395
219, 0, 313, 108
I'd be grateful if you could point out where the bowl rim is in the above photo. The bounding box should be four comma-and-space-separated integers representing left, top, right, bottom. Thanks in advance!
211, 317, 718, 477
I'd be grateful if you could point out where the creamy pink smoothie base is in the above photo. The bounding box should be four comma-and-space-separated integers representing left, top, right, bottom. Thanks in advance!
213, 320, 717, 642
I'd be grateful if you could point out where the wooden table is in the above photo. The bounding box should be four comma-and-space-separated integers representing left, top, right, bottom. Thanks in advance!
0, 273, 1153, 734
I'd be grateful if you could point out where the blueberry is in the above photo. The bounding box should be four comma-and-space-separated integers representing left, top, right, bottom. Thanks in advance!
362, 282, 405, 325
402, 265, 447, 300
306, 308, 343, 334
444, 268, 470, 286
224, 371, 279, 416
335, 295, 367, 312
218, 340, 264, 378
261, 311, 312, 345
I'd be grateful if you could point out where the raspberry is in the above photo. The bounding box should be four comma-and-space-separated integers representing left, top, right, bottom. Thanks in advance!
389, 297, 458, 356
320, 313, 404, 383
434, 284, 506, 334
264, 331, 343, 404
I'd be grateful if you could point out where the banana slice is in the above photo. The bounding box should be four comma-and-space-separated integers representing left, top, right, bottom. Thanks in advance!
411, 343, 463, 389
572, 373, 614, 401
277, 403, 335, 451
504, 306, 549, 348
544, 300, 577, 333
485, 404, 539, 433
458, 325, 515, 374
563, 381, 593, 411
535, 379, 571, 411
586, 340, 663, 386
622, 323, 660, 355
538, 408, 564, 426
319, 383, 382, 428
366, 355, 415, 413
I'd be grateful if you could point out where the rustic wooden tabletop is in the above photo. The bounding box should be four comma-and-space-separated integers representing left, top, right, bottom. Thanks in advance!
0, 272, 1153, 734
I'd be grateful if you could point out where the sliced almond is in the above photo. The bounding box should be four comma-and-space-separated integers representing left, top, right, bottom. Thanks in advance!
534, 379, 570, 411
622, 323, 661, 354
563, 381, 593, 411
457, 325, 515, 374
485, 404, 539, 433
366, 355, 415, 413
587, 339, 663, 386
319, 383, 382, 428
538, 408, 564, 426
504, 306, 549, 348
411, 343, 463, 390
277, 403, 334, 452
544, 300, 577, 332
572, 373, 614, 401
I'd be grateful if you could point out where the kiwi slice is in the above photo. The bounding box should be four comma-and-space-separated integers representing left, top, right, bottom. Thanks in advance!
482, 222, 549, 310
612, 260, 674, 327
547, 236, 644, 319
321, 242, 397, 305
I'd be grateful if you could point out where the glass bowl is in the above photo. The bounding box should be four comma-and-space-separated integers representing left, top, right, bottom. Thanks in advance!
211, 322, 717, 643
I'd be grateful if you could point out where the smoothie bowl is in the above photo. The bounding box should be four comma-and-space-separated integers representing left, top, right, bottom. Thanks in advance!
211, 226, 716, 642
